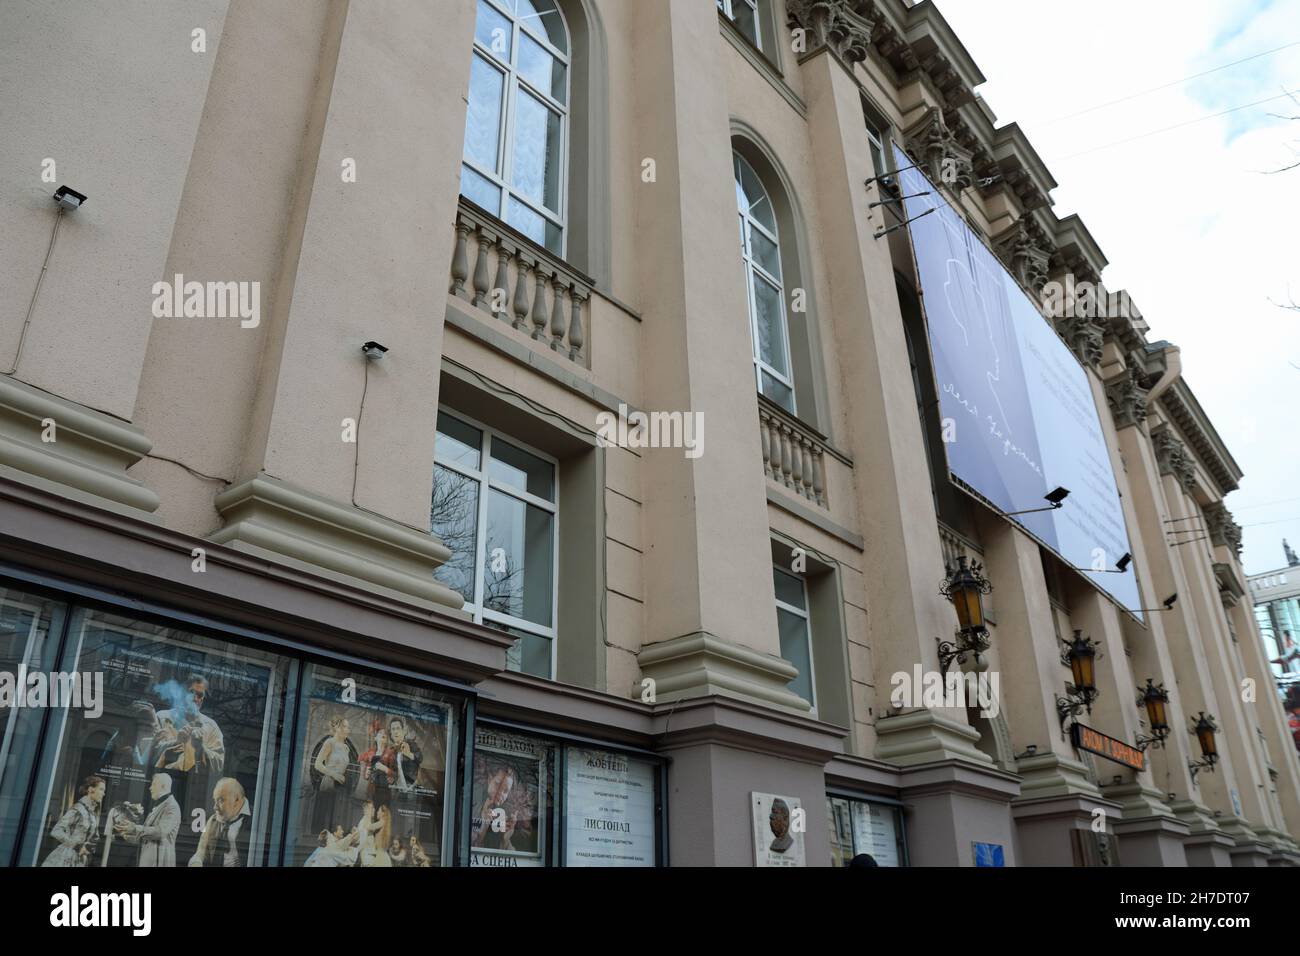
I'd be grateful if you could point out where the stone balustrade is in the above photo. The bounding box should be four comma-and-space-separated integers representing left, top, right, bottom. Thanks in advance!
758, 398, 828, 508
449, 199, 592, 366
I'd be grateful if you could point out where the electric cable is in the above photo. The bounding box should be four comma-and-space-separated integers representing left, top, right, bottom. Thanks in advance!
5, 207, 64, 376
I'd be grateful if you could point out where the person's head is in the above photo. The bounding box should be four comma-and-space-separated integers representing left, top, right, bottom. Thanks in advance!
388, 717, 406, 745
409, 835, 419, 848
488, 766, 516, 804
334, 825, 345, 840
150, 772, 172, 800
318, 831, 329, 847
374, 727, 388, 749
81, 775, 106, 804
769, 799, 790, 839
329, 716, 349, 739
212, 777, 246, 821
847, 853, 879, 868
186, 675, 209, 711
390, 838, 402, 853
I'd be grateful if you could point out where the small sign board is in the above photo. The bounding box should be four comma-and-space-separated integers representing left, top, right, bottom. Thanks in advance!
1071, 722, 1145, 772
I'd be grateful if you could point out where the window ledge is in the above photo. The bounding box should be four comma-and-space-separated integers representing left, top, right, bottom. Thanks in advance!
718, 12, 807, 119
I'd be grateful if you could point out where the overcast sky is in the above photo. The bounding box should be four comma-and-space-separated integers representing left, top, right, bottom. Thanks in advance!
930, 0, 1300, 576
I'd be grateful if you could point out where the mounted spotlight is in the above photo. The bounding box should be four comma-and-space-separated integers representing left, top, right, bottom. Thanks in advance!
1056, 629, 1102, 730
1004, 486, 1071, 517
361, 341, 388, 361
1134, 679, 1170, 751
936, 556, 992, 673
1188, 712, 1219, 784
1115, 552, 1132, 573
1133, 593, 1178, 613
1066, 551, 1134, 575
53, 185, 87, 210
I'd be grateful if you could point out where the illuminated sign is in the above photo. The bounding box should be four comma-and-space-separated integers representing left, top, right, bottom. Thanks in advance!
1071, 722, 1145, 771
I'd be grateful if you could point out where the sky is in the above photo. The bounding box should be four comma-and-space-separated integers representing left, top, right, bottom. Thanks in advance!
931, 0, 1300, 576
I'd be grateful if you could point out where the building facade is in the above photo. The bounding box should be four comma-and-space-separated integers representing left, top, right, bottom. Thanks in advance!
1, 0, 1297, 867
1249, 551, 1300, 760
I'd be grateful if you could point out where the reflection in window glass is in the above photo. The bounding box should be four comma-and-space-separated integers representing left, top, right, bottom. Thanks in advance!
774, 565, 813, 707
735, 151, 795, 413
470, 725, 556, 866
25, 608, 290, 868
484, 490, 555, 628
0, 587, 67, 864
431, 410, 558, 679
462, 0, 570, 255
285, 663, 458, 867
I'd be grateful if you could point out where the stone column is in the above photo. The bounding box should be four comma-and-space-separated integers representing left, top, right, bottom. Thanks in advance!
799, 32, 987, 769
629, 0, 804, 710
198, 0, 476, 609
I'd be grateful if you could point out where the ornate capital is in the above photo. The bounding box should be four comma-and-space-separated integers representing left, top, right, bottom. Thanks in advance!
905, 105, 974, 190
1055, 313, 1105, 370
996, 220, 1052, 294
1105, 366, 1149, 430
1204, 502, 1244, 557
787, 0, 876, 65
1152, 427, 1195, 492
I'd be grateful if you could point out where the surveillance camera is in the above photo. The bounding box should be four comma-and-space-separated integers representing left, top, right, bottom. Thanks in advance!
361, 341, 388, 360
53, 185, 87, 210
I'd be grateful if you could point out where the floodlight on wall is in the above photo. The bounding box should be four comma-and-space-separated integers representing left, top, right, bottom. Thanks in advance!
1004, 486, 1070, 517
1066, 550, 1133, 575
1116, 552, 1132, 572
1133, 593, 1178, 613
361, 341, 388, 361
53, 186, 87, 211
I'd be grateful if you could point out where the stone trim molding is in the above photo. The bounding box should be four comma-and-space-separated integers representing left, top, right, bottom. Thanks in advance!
873, 707, 993, 767
0, 374, 160, 515
211, 473, 463, 610
636, 630, 812, 713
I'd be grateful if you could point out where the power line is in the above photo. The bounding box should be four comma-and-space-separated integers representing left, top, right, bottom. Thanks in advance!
1032, 40, 1300, 128
1234, 494, 1300, 512
1056, 90, 1300, 161
1242, 516, 1300, 528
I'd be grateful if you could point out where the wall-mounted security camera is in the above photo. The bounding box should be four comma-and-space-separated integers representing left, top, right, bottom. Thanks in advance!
361, 341, 388, 360
53, 186, 87, 210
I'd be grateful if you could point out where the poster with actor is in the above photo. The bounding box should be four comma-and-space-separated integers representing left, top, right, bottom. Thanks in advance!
470, 727, 549, 866
291, 668, 450, 866
30, 609, 283, 867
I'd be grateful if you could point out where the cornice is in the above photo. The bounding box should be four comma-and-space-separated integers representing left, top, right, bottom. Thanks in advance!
1158, 381, 1242, 496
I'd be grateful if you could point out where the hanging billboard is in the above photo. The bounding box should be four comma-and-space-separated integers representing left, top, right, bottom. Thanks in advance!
894, 146, 1141, 617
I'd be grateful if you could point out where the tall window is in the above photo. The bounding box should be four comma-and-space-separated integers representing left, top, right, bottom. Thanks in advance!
461, 0, 570, 256
717, 0, 762, 50
736, 152, 796, 413
774, 564, 815, 709
431, 410, 558, 679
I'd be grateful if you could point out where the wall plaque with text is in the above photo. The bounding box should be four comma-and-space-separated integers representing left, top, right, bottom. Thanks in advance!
1071, 723, 1145, 771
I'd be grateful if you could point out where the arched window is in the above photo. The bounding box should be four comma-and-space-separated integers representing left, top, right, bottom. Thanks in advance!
461, 0, 570, 256
735, 151, 796, 413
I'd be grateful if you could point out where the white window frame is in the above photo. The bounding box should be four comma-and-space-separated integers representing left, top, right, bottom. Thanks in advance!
717, 0, 762, 51
464, 0, 571, 256
773, 564, 816, 713
736, 152, 797, 414
433, 407, 560, 679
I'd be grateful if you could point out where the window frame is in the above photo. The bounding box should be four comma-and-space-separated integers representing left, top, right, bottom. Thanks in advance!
464, 0, 572, 257
736, 152, 798, 414
433, 406, 561, 680
717, 0, 763, 51
773, 563, 817, 713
